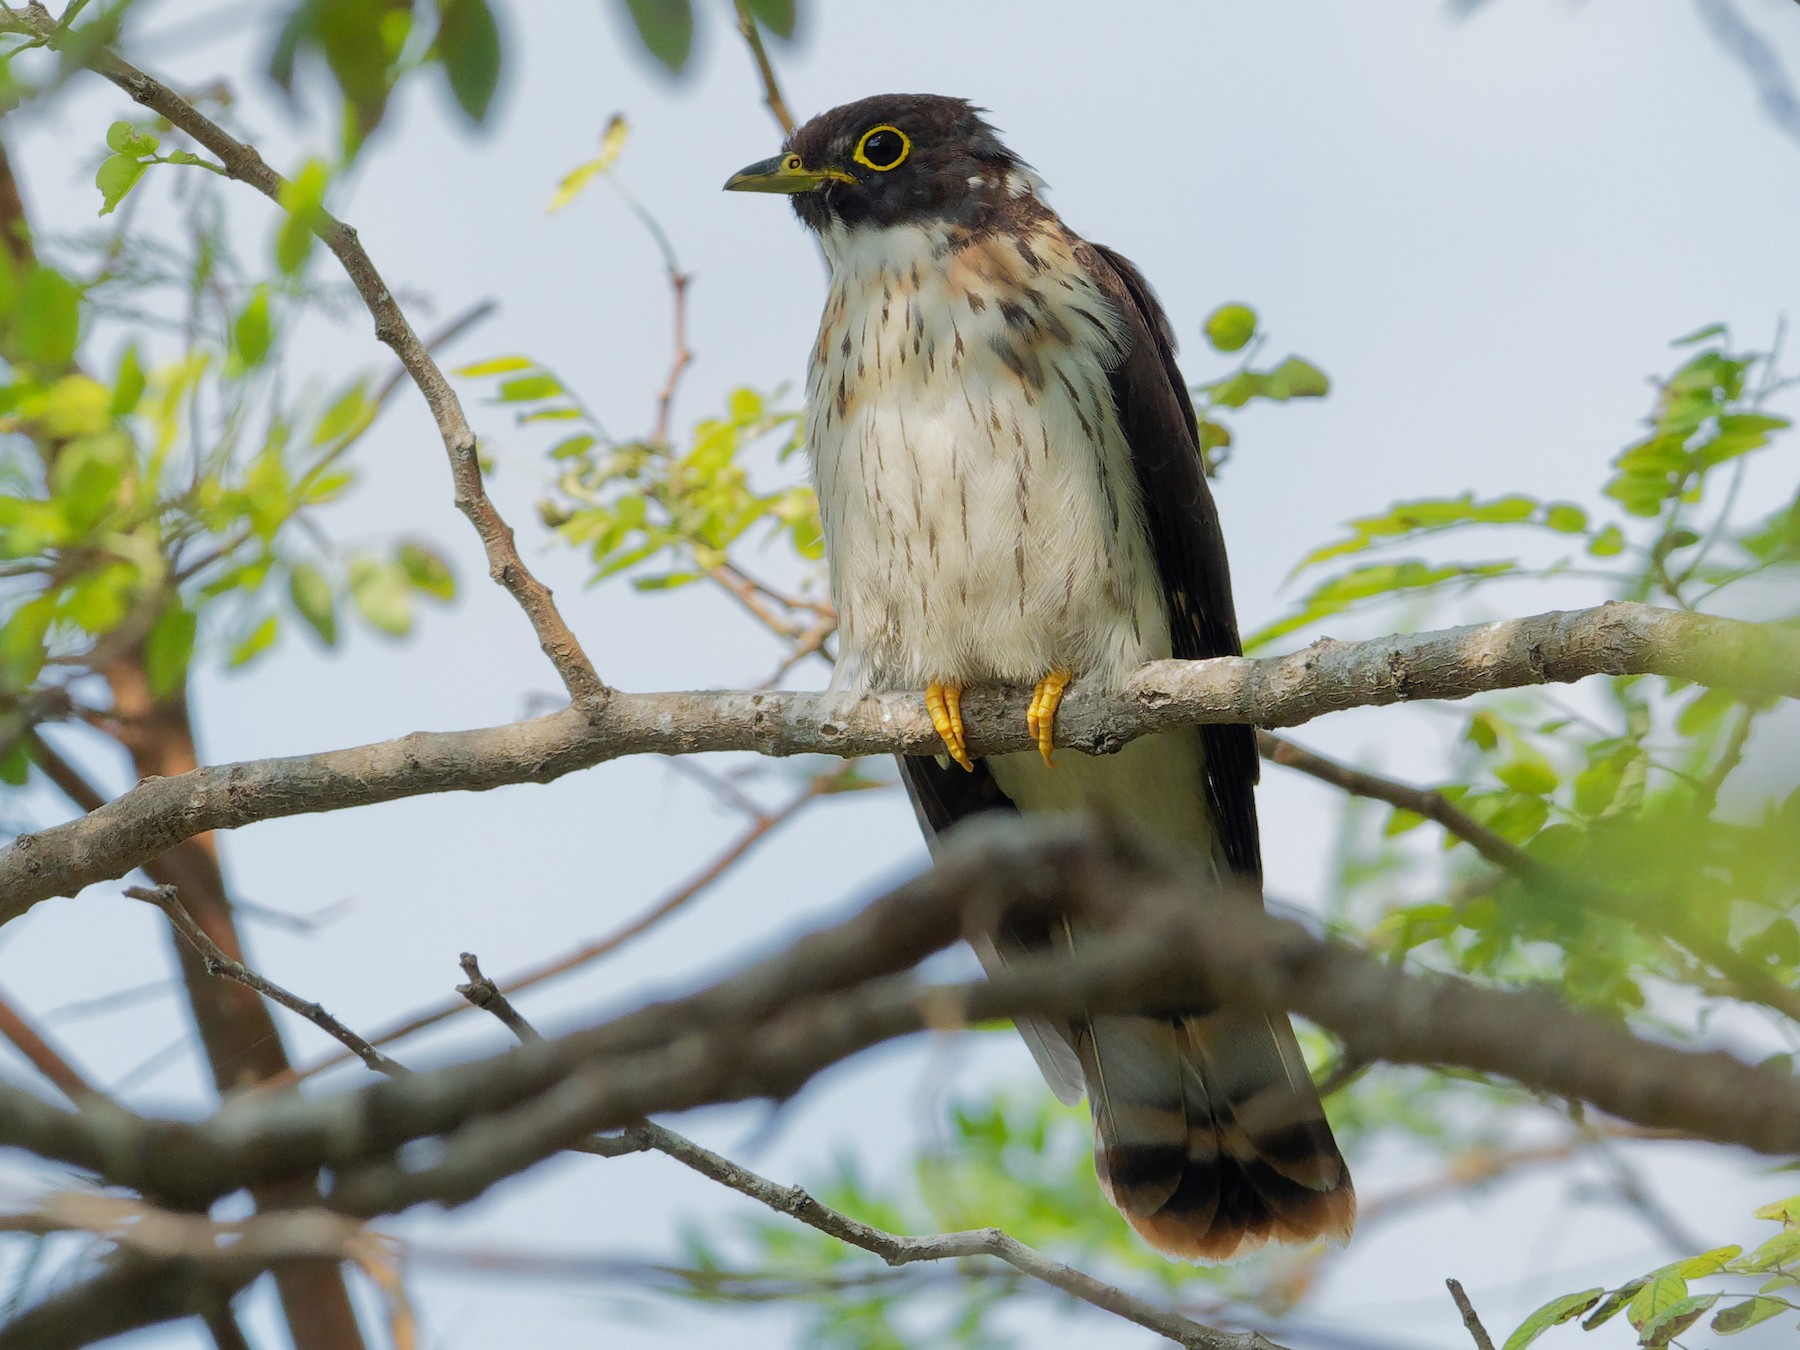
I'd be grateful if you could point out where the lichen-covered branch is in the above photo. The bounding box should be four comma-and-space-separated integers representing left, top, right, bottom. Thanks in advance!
2, 602, 1792, 922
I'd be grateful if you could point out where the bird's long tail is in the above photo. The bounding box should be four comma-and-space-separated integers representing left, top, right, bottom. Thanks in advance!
1075, 1008, 1355, 1261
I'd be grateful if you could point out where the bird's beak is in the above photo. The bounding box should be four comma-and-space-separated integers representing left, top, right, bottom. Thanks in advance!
723, 155, 854, 194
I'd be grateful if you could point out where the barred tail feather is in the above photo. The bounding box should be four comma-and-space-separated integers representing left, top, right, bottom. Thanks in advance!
1079, 1009, 1355, 1262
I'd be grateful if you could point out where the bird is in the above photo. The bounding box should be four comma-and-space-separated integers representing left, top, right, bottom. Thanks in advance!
726, 94, 1354, 1261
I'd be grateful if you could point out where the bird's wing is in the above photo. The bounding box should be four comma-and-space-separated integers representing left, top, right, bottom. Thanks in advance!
1082, 241, 1262, 882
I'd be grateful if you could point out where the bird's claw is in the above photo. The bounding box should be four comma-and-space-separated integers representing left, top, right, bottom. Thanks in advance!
1026, 669, 1072, 767
927, 681, 973, 771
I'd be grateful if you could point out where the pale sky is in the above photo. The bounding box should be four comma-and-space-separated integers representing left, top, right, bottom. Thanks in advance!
3, 1, 1799, 1346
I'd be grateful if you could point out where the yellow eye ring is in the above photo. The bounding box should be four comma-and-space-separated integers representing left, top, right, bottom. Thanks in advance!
853, 125, 911, 172
781, 153, 803, 171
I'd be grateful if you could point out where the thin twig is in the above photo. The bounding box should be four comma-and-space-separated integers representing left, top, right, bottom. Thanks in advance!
283, 764, 858, 1083
456, 953, 541, 1044
1445, 1279, 1497, 1350
0, 5, 605, 706
452, 961, 1270, 1350
125, 884, 409, 1080
732, 2, 797, 136
629, 1121, 1284, 1350
650, 270, 691, 448
0, 986, 100, 1102
1259, 731, 1530, 873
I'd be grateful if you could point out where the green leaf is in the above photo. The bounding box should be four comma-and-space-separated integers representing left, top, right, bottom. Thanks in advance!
288, 563, 338, 646
1751, 1194, 1800, 1223
397, 540, 454, 600
454, 354, 535, 377
1672, 322, 1727, 346
16, 267, 81, 368
1641, 1292, 1718, 1347
276, 158, 330, 276
232, 285, 274, 368
110, 344, 146, 416
1627, 1273, 1690, 1331
1544, 502, 1588, 533
144, 606, 197, 696
622, 0, 694, 71
349, 555, 412, 636
1588, 524, 1626, 557
741, 0, 795, 38
547, 115, 629, 213
1503, 1288, 1605, 1349
312, 381, 373, 446
1495, 753, 1557, 796
1264, 354, 1331, 399
1, 592, 57, 685
0, 740, 28, 787
435, 0, 502, 123
1712, 1296, 1789, 1334
1202, 302, 1257, 353
104, 120, 159, 156
1582, 1280, 1647, 1330
498, 374, 561, 402
95, 153, 146, 216
1677, 687, 1735, 737
550, 433, 597, 460
228, 614, 278, 668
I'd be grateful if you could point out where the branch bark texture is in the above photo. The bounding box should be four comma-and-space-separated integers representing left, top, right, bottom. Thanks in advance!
2, 602, 1792, 921
8, 817, 1800, 1231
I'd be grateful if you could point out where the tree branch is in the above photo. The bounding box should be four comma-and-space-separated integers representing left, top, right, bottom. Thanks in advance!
732, 2, 798, 136
0, 3, 604, 708
283, 760, 852, 1082
453, 939, 1275, 1350
3, 602, 1792, 922
126, 885, 409, 1080
15, 817, 1800, 1228
628, 1120, 1284, 1350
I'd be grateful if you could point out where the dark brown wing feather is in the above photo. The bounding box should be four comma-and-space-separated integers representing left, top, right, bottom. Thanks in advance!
1085, 242, 1261, 882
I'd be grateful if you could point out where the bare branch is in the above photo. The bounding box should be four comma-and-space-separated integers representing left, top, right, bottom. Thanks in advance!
0, 984, 101, 1103
0, 4, 605, 708
629, 1120, 1285, 1350
1445, 1279, 1497, 1350
455, 953, 540, 1044
285, 762, 851, 1082
127, 885, 409, 1080
451, 948, 1273, 1349
732, 2, 798, 136
17, 817, 1800, 1228
4, 602, 1793, 922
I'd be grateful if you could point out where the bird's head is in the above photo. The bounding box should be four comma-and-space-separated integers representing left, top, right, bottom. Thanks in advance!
724, 94, 1030, 235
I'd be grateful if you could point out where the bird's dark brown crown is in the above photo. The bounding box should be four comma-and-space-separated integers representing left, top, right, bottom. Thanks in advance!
782, 94, 1026, 233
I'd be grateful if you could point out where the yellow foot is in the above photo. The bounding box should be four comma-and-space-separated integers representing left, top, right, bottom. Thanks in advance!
1026, 669, 1072, 767
926, 681, 973, 772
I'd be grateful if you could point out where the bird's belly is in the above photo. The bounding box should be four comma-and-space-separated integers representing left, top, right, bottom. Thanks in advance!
814, 366, 1167, 695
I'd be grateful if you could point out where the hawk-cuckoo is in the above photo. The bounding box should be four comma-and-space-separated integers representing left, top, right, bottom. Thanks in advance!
727, 93, 1354, 1260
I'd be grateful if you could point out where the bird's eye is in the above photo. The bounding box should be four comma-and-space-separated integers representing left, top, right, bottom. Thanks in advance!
782, 153, 803, 171
854, 126, 910, 172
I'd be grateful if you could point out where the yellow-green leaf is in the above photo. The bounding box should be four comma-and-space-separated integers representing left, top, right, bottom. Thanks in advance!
1203, 302, 1257, 353
17, 267, 81, 368
1503, 1288, 1606, 1350
95, 153, 146, 216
